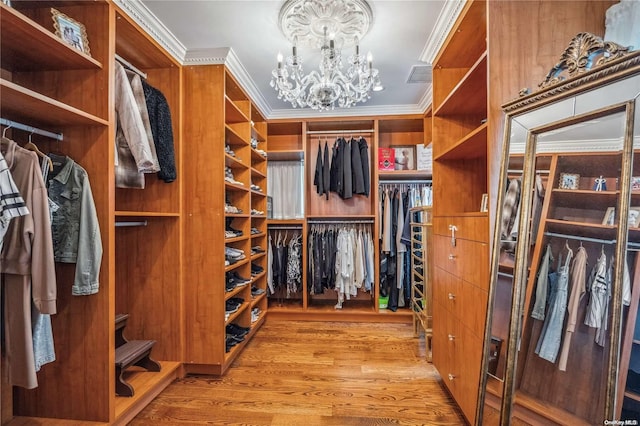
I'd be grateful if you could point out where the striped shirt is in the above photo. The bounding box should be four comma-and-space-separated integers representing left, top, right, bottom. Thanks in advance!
0, 150, 29, 248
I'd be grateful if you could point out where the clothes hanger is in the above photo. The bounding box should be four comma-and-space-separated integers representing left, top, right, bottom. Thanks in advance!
24, 131, 54, 171
2, 124, 12, 139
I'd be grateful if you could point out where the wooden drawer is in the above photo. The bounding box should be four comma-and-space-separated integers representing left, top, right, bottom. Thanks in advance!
433, 235, 489, 290
434, 267, 488, 339
433, 215, 489, 242
432, 304, 461, 395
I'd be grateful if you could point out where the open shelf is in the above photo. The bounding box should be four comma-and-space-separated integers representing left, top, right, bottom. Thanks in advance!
1, 79, 108, 127
1, 3, 103, 71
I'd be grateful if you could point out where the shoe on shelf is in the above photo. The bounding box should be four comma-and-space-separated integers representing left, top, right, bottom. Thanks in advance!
251, 246, 265, 253
232, 272, 251, 285
251, 286, 266, 297
226, 323, 250, 337
250, 227, 261, 235
251, 264, 264, 275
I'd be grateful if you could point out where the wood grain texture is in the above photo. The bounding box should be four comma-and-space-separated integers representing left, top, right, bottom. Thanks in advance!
130, 320, 466, 425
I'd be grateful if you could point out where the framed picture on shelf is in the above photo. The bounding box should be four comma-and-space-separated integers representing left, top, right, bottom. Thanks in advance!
393, 145, 415, 170
602, 207, 615, 226
631, 177, 640, 191
51, 8, 91, 56
558, 172, 580, 190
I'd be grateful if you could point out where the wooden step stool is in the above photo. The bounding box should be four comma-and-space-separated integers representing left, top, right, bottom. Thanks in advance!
115, 313, 161, 397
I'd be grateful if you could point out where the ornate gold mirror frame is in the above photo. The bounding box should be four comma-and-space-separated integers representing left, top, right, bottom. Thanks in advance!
477, 33, 640, 425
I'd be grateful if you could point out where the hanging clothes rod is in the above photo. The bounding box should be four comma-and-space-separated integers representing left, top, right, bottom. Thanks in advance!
115, 220, 148, 227
379, 180, 432, 185
308, 219, 374, 224
544, 231, 616, 245
306, 129, 375, 135
115, 54, 148, 79
0, 118, 63, 141
268, 225, 303, 230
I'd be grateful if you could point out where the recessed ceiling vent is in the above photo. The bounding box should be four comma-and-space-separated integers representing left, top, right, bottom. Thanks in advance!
407, 65, 432, 83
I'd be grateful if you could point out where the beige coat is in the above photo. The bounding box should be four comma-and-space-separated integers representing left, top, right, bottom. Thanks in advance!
0, 138, 56, 314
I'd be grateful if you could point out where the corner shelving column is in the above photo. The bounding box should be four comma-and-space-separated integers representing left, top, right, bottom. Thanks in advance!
431, 0, 490, 423
113, 6, 183, 423
182, 65, 265, 375
1, 1, 111, 422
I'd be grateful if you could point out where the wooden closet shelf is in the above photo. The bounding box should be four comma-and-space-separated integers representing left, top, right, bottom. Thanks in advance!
0, 79, 108, 127
434, 122, 487, 161
1, 3, 102, 72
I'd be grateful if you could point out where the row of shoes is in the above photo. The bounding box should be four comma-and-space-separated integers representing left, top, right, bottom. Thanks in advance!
225, 297, 244, 321
255, 148, 267, 158
250, 183, 262, 192
251, 209, 264, 216
225, 166, 243, 186
225, 246, 245, 264
251, 307, 262, 323
225, 323, 250, 352
225, 144, 239, 159
226, 271, 251, 292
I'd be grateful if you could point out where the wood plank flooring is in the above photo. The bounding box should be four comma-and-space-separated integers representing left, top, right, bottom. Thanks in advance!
131, 320, 466, 425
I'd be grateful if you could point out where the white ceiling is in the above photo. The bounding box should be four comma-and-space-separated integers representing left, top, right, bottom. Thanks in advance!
119, 0, 463, 120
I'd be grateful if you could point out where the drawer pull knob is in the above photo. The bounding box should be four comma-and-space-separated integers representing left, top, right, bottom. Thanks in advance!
448, 293, 456, 300
448, 374, 456, 381
448, 225, 457, 247
448, 334, 456, 341
448, 254, 457, 260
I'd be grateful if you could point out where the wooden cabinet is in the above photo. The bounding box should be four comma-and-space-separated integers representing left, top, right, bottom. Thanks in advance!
1, 2, 182, 423
431, 3, 489, 421
182, 65, 266, 375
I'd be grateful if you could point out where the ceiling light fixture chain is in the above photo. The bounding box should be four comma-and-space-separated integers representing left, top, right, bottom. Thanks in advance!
270, 0, 382, 111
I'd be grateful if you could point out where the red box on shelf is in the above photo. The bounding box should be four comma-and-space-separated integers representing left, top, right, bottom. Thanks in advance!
378, 148, 395, 171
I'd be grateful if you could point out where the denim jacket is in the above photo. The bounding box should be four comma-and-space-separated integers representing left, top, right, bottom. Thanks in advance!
48, 154, 102, 296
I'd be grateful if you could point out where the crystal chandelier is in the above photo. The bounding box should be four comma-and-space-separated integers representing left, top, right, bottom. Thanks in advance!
270, 0, 382, 111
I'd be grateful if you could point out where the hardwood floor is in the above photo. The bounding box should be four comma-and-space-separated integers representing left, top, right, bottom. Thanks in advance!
131, 320, 466, 425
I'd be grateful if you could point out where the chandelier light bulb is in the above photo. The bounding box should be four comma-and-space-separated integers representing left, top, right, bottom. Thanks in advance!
277, 52, 283, 69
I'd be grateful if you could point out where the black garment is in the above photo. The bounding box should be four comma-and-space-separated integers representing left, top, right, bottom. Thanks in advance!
342, 138, 353, 199
351, 138, 365, 195
358, 138, 370, 196
322, 142, 330, 200
314, 142, 324, 196
330, 139, 343, 195
141, 80, 177, 183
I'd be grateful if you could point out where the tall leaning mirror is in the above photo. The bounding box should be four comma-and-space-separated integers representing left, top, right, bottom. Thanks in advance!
478, 33, 640, 425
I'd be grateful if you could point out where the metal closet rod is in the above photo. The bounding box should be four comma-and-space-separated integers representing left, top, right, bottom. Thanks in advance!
268, 225, 303, 230
1, 118, 63, 141
115, 220, 148, 227
379, 180, 432, 185
306, 129, 375, 135
308, 219, 374, 224
544, 231, 640, 248
115, 53, 148, 79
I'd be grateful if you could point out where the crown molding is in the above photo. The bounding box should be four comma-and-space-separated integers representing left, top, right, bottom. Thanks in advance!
183, 47, 229, 65
113, 0, 187, 62
420, 0, 466, 64
267, 102, 426, 120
